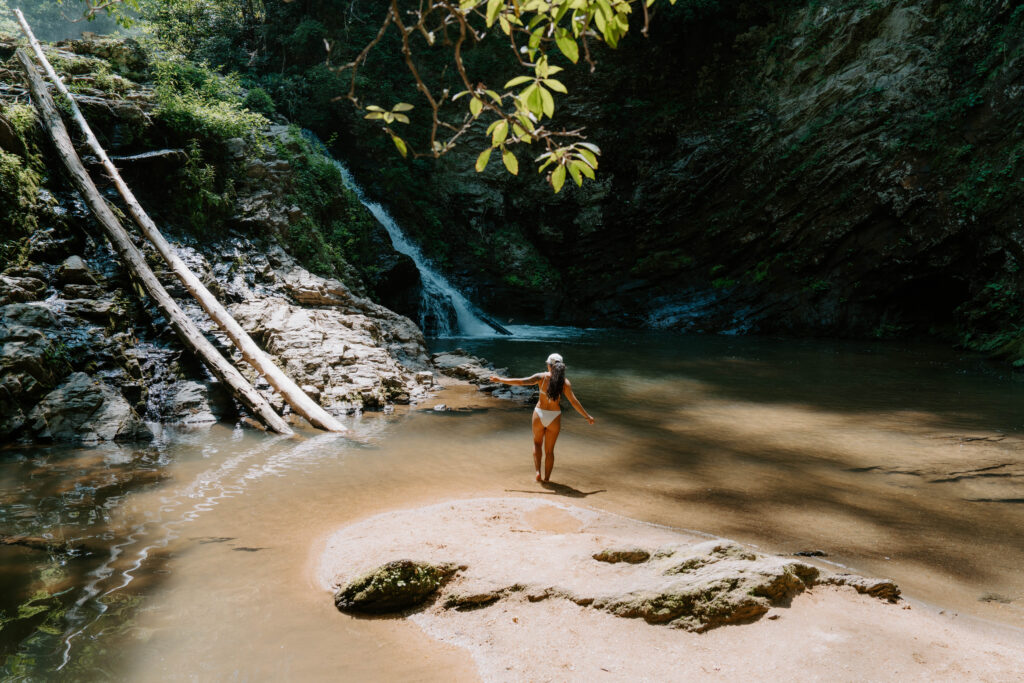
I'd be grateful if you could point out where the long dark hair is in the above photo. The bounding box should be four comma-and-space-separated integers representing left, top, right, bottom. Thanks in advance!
547, 360, 566, 400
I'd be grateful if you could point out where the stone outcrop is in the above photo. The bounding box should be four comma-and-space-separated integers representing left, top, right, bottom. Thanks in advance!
334, 560, 461, 614
27, 372, 153, 443
430, 349, 535, 402
320, 499, 900, 634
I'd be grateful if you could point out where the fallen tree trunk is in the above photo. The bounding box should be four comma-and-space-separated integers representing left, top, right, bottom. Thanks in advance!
15, 10, 347, 433
16, 49, 294, 437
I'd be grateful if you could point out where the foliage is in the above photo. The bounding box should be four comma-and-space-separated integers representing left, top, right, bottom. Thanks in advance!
152, 58, 269, 142
171, 142, 235, 234
242, 87, 276, 116
269, 129, 386, 289
332, 0, 700, 192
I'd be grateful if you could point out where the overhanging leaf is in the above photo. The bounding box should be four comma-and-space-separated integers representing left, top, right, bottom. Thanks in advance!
502, 148, 519, 175
476, 147, 492, 172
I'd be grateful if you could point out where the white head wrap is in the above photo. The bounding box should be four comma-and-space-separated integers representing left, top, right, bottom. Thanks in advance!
546, 353, 563, 365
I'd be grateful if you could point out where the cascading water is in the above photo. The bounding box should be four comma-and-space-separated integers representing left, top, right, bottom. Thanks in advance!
305, 135, 496, 337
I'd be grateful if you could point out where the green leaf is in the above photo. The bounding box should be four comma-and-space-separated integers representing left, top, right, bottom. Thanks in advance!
365, 105, 386, 112
578, 160, 596, 179
502, 148, 519, 175
539, 86, 555, 118
551, 164, 566, 193
469, 97, 484, 117
476, 147, 492, 172
491, 120, 509, 146
485, 89, 503, 104
578, 148, 598, 168
535, 55, 550, 79
512, 123, 532, 143
486, 0, 503, 27
504, 75, 533, 88
391, 135, 408, 158
555, 31, 579, 63
392, 102, 414, 112
568, 161, 583, 186
392, 113, 410, 124
527, 86, 544, 118
543, 78, 568, 94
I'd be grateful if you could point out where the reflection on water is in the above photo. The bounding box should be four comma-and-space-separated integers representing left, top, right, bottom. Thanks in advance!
2, 330, 1024, 679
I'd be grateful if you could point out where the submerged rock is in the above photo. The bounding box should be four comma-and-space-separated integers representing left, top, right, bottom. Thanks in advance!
28, 372, 153, 444
431, 349, 535, 402
334, 560, 460, 614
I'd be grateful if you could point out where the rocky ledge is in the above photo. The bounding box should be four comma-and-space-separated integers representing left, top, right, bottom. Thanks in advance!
321, 499, 898, 633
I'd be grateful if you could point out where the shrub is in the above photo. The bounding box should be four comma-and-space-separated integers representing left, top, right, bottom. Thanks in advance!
153, 59, 268, 142
242, 87, 276, 116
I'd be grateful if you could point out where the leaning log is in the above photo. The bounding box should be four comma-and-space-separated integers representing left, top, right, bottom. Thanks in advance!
15, 10, 347, 433
16, 49, 294, 436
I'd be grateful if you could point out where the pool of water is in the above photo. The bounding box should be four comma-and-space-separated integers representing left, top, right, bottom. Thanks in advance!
2, 330, 1023, 679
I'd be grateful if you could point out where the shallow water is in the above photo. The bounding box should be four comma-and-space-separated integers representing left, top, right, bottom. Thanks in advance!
2, 330, 1024, 679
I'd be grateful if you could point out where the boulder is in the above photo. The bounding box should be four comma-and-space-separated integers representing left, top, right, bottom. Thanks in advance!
28, 372, 153, 443
163, 380, 218, 425
56, 256, 97, 286
0, 275, 46, 305
334, 560, 460, 614
0, 304, 63, 407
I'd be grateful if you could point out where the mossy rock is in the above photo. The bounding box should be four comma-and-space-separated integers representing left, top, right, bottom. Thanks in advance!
334, 560, 460, 614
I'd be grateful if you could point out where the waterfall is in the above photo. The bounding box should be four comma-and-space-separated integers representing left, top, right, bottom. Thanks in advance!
307, 137, 497, 337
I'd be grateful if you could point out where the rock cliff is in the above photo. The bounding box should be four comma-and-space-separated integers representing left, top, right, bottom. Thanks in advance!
335, 0, 1024, 353
0, 36, 432, 442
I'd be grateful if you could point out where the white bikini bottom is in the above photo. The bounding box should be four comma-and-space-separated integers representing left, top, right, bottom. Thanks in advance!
534, 405, 561, 427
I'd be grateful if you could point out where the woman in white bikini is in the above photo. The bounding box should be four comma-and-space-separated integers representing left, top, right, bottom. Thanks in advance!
490, 353, 595, 482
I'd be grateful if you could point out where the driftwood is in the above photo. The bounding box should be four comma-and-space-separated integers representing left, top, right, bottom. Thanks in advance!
15, 10, 347, 434
16, 48, 294, 436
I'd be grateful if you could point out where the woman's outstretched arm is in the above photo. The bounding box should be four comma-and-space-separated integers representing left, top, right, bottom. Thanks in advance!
489, 372, 544, 386
563, 380, 595, 424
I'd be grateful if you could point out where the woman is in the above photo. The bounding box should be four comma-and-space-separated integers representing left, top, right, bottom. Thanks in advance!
490, 353, 595, 482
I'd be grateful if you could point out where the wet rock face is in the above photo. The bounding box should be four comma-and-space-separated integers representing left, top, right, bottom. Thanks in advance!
27, 372, 153, 444
338, 1, 1024, 346
222, 246, 432, 413
334, 560, 460, 614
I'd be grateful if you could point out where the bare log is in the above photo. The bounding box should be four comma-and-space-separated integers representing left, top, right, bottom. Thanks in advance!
15, 9, 347, 433
16, 48, 294, 436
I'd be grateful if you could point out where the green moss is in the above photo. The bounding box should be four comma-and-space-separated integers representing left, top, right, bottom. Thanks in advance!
1, 104, 45, 262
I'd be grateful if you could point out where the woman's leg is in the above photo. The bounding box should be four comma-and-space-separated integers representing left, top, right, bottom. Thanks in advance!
531, 413, 545, 481
542, 415, 562, 481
